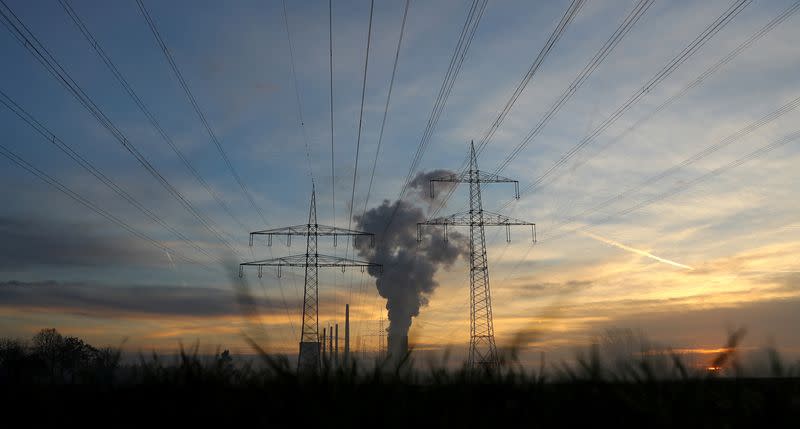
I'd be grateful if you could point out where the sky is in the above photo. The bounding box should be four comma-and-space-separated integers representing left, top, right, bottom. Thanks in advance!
1, 0, 799, 368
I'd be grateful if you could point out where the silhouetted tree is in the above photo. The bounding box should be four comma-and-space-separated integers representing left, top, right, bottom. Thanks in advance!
32, 328, 64, 381
30, 328, 98, 382
0, 338, 35, 383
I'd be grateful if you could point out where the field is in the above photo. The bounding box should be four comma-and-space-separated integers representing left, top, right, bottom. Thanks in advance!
2, 329, 799, 427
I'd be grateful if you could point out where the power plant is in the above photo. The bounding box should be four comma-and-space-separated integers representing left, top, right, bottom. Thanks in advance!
239, 185, 381, 372
236, 152, 535, 371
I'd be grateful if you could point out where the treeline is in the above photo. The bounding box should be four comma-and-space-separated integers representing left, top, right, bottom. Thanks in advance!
0, 328, 123, 384
0, 328, 243, 386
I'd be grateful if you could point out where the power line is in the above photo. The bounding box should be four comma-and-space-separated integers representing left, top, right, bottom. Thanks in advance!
547, 94, 800, 239
361, 0, 410, 221
504, 0, 751, 207
552, 0, 800, 188
360, 0, 488, 338
493, 121, 800, 295
495, 0, 800, 285
349, 0, 490, 326
399, 0, 487, 200
0, 0, 241, 256
478, 0, 587, 154
355, 0, 411, 336
277, 0, 318, 339
0, 89, 224, 265
0, 142, 214, 271
329, 0, 336, 227
494, 1, 800, 288
345, 0, 375, 302
134, 0, 268, 226
490, 0, 656, 176
381, 0, 488, 235
428, 0, 594, 220
281, 0, 315, 184
57, 0, 250, 237
546, 129, 800, 243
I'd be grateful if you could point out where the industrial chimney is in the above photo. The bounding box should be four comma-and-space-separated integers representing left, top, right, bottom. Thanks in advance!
388, 334, 408, 364
344, 304, 350, 366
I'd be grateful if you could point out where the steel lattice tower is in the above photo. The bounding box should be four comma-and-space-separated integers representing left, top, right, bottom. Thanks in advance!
239, 185, 381, 372
418, 142, 536, 370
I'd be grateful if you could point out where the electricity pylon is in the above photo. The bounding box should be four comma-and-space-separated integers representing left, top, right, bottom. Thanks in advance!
417, 142, 536, 370
239, 185, 381, 372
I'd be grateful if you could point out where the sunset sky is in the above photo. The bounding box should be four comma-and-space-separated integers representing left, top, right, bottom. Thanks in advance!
1, 0, 799, 366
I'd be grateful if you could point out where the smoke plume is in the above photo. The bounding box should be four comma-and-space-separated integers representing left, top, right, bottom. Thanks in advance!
354, 170, 467, 350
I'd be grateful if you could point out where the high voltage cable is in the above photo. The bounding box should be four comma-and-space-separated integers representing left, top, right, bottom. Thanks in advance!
329, 0, 336, 227
346, 0, 374, 233
496, 1, 800, 285
134, 0, 300, 339
494, 119, 800, 290
551, 0, 800, 189
496, 1, 800, 286
134, 0, 268, 226
503, 0, 751, 208
345, 0, 375, 302
0, 90, 224, 265
361, 0, 410, 221
364, 0, 489, 325
0, 142, 215, 271
279, 0, 316, 340
547, 94, 800, 238
545, 129, 800, 243
477, 0, 586, 155
381, 0, 488, 235
399, 0, 487, 200
428, 0, 593, 220
355, 0, 411, 333
491, 0, 656, 176
540, 0, 800, 228
281, 0, 315, 183
57, 0, 250, 237
0, 0, 241, 257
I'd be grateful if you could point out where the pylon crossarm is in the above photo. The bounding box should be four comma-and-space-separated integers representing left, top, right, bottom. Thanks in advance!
430, 171, 519, 198
249, 225, 375, 247
417, 211, 536, 243
239, 254, 382, 278
430, 170, 516, 184
430, 172, 464, 183
472, 170, 517, 185
419, 210, 533, 226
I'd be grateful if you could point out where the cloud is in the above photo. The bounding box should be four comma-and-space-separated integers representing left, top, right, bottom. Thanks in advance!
594, 295, 800, 352
516, 280, 593, 298
0, 280, 298, 319
0, 216, 159, 270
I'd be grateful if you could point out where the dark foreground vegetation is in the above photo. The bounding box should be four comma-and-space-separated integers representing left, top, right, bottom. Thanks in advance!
1, 329, 799, 427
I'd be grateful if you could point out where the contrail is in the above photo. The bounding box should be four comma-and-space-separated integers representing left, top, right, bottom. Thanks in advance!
165, 249, 187, 287
164, 249, 176, 270
580, 230, 693, 270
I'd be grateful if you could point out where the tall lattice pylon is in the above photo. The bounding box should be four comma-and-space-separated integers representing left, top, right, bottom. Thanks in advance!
239, 185, 381, 372
418, 142, 536, 370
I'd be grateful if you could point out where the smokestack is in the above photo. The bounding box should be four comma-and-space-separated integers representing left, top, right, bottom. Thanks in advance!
344, 304, 350, 366
345, 304, 350, 366
322, 327, 327, 362
388, 334, 409, 363
335, 323, 339, 366
329, 324, 333, 358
